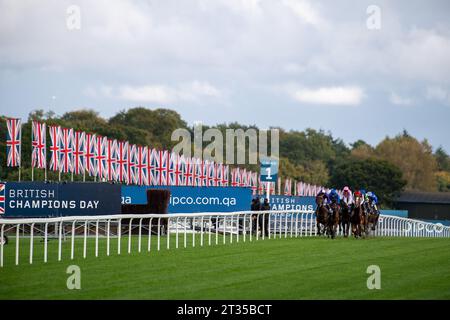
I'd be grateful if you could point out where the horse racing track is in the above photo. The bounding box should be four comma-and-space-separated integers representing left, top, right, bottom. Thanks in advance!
0, 211, 449, 299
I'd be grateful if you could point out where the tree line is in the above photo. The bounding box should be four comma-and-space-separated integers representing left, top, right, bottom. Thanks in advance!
1, 107, 449, 207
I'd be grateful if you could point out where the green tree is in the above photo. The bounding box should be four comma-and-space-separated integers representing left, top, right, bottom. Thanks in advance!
330, 158, 406, 206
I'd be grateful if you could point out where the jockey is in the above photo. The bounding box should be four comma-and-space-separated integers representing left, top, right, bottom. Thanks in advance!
328, 188, 340, 205
341, 186, 353, 207
366, 191, 379, 211
359, 189, 367, 204
316, 188, 330, 203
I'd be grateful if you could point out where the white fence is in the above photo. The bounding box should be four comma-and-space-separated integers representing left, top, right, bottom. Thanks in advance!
1, 210, 449, 267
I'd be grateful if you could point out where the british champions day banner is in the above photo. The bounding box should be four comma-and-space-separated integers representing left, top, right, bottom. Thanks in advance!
269, 195, 316, 211
1, 182, 122, 217
122, 186, 252, 213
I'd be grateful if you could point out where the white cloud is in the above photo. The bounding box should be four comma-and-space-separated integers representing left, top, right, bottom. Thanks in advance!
389, 92, 413, 106
426, 86, 450, 105
85, 81, 223, 104
291, 86, 364, 106
282, 0, 324, 27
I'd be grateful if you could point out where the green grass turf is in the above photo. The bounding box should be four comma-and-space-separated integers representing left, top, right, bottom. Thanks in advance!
0, 234, 449, 299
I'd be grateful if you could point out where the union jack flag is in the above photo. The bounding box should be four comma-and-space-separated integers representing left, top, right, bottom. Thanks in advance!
183, 157, 194, 186
258, 176, 264, 195
250, 171, 258, 194
136, 145, 148, 186
231, 168, 239, 187
173, 154, 184, 186
196, 159, 206, 187
127, 144, 138, 185
85, 133, 97, 177
31, 121, 46, 169
166, 152, 175, 186
59, 128, 74, 174
106, 139, 118, 182
221, 165, 229, 186
191, 157, 199, 186
72, 131, 85, 175
284, 178, 292, 196
6, 118, 21, 167
0, 182, 5, 214
155, 150, 168, 186
239, 168, 246, 187
215, 163, 222, 187
49, 125, 61, 172
145, 148, 155, 186
117, 141, 128, 183
206, 161, 215, 187
94, 136, 107, 180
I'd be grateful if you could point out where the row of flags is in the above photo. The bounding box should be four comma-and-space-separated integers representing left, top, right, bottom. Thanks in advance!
5, 118, 339, 196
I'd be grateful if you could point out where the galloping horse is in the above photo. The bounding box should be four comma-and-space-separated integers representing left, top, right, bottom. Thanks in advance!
366, 203, 380, 236
315, 195, 329, 236
327, 201, 340, 239
351, 196, 365, 238
339, 200, 351, 237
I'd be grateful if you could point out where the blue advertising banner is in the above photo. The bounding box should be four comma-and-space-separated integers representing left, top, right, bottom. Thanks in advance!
1, 182, 122, 217
121, 186, 253, 213
268, 195, 316, 211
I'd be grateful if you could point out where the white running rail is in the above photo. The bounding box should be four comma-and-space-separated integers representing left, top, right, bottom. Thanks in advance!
0, 210, 449, 267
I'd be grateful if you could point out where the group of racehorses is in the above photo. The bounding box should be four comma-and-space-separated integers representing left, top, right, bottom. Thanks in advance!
315, 194, 380, 239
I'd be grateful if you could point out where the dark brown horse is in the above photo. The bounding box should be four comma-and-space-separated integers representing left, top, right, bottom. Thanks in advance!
339, 200, 351, 237
327, 201, 340, 239
315, 195, 329, 236
351, 196, 365, 238
366, 203, 380, 236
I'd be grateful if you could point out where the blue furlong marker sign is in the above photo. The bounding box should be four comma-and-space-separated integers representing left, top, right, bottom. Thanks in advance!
0, 182, 122, 217
121, 186, 253, 213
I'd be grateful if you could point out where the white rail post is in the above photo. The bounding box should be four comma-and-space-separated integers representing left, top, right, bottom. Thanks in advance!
184, 216, 187, 248
44, 223, 48, 263
300, 213, 304, 237
243, 214, 246, 242
30, 222, 35, 264
167, 216, 170, 250
223, 216, 227, 244
295, 213, 299, 237
118, 219, 122, 255
249, 214, 252, 242
138, 218, 143, 253
83, 220, 88, 258
256, 213, 259, 241
215, 215, 219, 245
200, 216, 204, 247
157, 218, 161, 251
71, 221, 76, 259
285, 212, 288, 238
279, 213, 283, 238
106, 219, 110, 256
272, 213, 276, 239
192, 217, 196, 248
290, 213, 294, 238
58, 221, 63, 261
176, 217, 180, 249
230, 215, 234, 244
208, 216, 212, 246
0, 224, 5, 267
128, 218, 133, 254
262, 213, 265, 240
236, 214, 240, 243
148, 218, 153, 252
95, 219, 99, 258
15, 224, 20, 265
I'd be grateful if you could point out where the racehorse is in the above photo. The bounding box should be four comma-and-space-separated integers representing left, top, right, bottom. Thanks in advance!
327, 201, 340, 239
339, 200, 351, 237
350, 196, 365, 238
315, 195, 329, 236
366, 203, 380, 236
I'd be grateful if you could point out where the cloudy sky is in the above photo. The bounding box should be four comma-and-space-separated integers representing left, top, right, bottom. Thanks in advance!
1, 0, 450, 151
